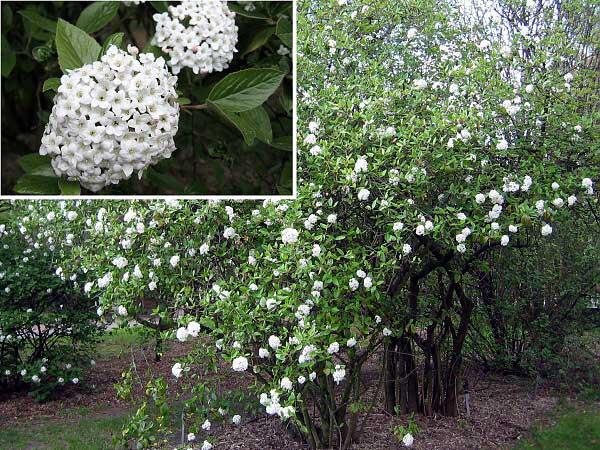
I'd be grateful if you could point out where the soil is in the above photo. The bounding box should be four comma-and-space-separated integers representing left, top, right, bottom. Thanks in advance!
0, 339, 587, 450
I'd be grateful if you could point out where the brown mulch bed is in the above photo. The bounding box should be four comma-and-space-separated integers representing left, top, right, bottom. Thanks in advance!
0, 337, 581, 450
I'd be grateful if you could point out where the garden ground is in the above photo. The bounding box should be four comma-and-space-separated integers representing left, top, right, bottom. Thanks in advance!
0, 328, 598, 450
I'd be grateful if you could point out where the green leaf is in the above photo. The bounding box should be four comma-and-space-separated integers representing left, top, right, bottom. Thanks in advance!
276, 18, 293, 48
14, 175, 60, 195
100, 32, 125, 57
210, 104, 272, 145
241, 27, 275, 56
145, 169, 184, 193
228, 3, 270, 19
18, 9, 57, 33
19, 154, 53, 173
76, 1, 119, 33
270, 135, 293, 152
199, 317, 216, 331
58, 179, 81, 196
42, 77, 61, 92
207, 68, 285, 113
177, 97, 191, 105
142, 40, 163, 59
277, 161, 293, 194
150, 1, 169, 13
55, 19, 101, 72
2, 5, 13, 30
1, 34, 16, 78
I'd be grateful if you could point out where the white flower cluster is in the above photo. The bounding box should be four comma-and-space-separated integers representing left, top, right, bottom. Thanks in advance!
152, 0, 238, 75
260, 389, 295, 418
39, 46, 179, 192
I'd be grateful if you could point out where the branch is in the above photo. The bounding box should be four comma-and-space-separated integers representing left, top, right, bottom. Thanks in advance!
181, 103, 208, 111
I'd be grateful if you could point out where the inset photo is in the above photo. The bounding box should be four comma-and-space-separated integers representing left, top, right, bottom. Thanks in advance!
1, 1, 295, 196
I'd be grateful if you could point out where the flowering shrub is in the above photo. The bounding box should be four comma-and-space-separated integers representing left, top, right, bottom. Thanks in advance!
0, 209, 99, 401
2, 1, 294, 195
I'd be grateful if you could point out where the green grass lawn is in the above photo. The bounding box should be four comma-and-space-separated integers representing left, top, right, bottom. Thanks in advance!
95, 325, 150, 359
0, 409, 128, 450
515, 408, 600, 450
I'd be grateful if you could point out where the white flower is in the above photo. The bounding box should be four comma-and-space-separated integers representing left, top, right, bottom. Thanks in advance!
478, 39, 491, 50
187, 432, 196, 442
72, 378, 79, 384
32, 375, 40, 383
201, 441, 213, 450
475, 193, 486, 204
403, 244, 412, 255
349, 278, 359, 291
268, 335, 281, 350
169, 255, 180, 267
201, 419, 211, 431
232, 356, 248, 372
112, 257, 128, 269
327, 214, 337, 223
281, 227, 299, 244
509, 225, 518, 233
582, 177, 594, 194
357, 188, 370, 201
332, 365, 346, 384
172, 362, 183, 378
496, 139, 508, 151
327, 342, 340, 354
176, 327, 189, 342
402, 433, 414, 447
223, 227, 236, 239
259, 348, 270, 358
266, 298, 278, 310
364, 276, 372, 288
40, 47, 179, 192
199, 243, 210, 255
525, 84, 534, 93
415, 225, 425, 236
501, 45, 512, 58
298, 376, 306, 384
457, 213, 467, 221
413, 79, 427, 89
280, 377, 293, 391
347, 337, 357, 347
552, 182, 560, 190
568, 195, 577, 206
187, 321, 201, 337
58, 377, 64, 383
354, 156, 368, 173
541, 223, 553, 236
553, 198, 564, 208
232, 414, 241, 425
500, 235, 509, 246
151, 1, 238, 75
312, 244, 322, 257
407, 27, 418, 39
117, 305, 128, 316
457, 244, 466, 253
383, 327, 392, 336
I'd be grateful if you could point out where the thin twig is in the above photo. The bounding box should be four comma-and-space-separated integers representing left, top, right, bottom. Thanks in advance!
181, 104, 208, 111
